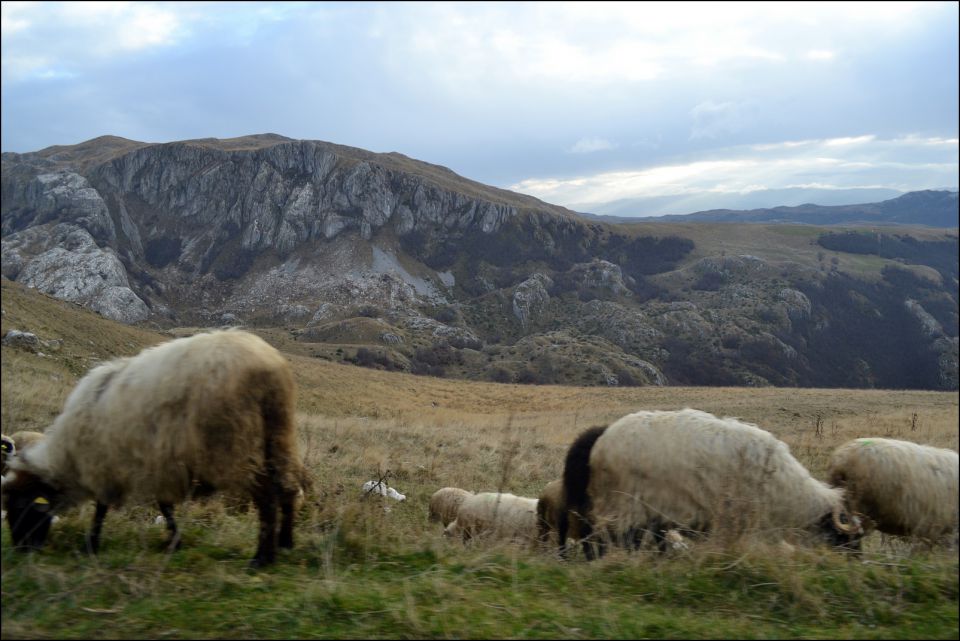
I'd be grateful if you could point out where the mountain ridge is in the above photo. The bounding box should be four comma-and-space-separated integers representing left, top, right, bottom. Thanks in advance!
579, 189, 959, 227
2, 134, 957, 390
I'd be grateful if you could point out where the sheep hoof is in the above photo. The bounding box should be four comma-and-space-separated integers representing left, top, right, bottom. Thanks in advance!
248, 553, 275, 569
162, 534, 182, 552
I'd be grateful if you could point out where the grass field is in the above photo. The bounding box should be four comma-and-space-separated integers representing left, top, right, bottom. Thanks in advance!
1, 279, 958, 639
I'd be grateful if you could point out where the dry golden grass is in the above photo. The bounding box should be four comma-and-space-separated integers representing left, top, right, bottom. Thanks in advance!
3, 276, 957, 553
2, 279, 957, 639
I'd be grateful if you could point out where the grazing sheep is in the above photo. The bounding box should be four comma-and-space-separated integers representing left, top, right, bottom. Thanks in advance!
429, 487, 473, 526
828, 437, 959, 544
536, 479, 583, 548
444, 492, 538, 544
558, 409, 862, 560
2, 329, 306, 567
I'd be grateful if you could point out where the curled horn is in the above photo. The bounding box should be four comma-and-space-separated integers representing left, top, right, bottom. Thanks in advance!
832, 502, 857, 534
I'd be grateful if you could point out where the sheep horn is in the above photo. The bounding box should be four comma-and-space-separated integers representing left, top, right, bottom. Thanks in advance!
832, 502, 855, 533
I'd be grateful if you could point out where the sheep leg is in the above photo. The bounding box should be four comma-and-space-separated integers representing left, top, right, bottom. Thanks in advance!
85, 502, 109, 555
158, 502, 182, 551
250, 478, 278, 568
623, 526, 644, 552
278, 492, 295, 549
646, 517, 672, 554
557, 510, 572, 559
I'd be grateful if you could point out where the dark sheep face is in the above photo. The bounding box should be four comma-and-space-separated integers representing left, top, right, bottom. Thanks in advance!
3, 472, 57, 550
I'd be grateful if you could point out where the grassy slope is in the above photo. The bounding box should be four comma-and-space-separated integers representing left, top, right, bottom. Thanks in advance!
2, 278, 958, 639
621, 221, 957, 281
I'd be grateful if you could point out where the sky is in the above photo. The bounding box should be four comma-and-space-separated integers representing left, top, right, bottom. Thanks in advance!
2, 1, 958, 216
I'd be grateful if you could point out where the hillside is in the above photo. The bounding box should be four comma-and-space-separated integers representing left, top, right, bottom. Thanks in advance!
2, 135, 958, 391
2, 273, 958, 640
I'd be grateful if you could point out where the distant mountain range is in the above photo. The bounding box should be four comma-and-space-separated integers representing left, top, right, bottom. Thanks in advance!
579, 189, 959, 227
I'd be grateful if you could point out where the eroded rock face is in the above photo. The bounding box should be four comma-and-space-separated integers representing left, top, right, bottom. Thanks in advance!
512, 273, 553, 328
2, 223, 148, 323
2, 139, 526, 325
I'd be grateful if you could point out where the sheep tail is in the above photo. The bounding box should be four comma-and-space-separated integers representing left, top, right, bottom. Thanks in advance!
558, 424, 608, 558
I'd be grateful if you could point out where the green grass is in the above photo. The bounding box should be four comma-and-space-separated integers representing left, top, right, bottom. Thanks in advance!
3, 502, 957, 640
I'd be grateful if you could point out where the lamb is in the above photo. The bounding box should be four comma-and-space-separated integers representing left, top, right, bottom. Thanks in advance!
429, 487, 473, 526
558, 409, 863, 560
444, 492, 538, 544
536, 479, 581, 547
828, 437, 959, 544
2, 329, 306, 567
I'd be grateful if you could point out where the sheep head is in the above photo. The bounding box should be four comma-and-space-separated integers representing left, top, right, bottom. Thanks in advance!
3, 470, 60, 550
818, 502, 864, 551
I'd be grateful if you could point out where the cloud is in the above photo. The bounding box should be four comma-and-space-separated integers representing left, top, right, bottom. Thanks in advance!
805, 49, 836, 61
510, 135, 960, 208
823, 135, 876, 147
689, 101, 746, 140
568, 137, 617, 154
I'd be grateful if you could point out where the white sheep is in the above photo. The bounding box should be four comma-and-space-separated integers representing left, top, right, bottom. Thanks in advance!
828, 437, 959, 544
444, 492, 538, 544
428, 487, 473, 526
558, 409, 863, 560
2, 329, 306, 567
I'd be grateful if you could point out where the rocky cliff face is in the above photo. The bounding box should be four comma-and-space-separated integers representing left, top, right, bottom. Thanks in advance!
2, 136, 541, 324
2, 134, 956, 390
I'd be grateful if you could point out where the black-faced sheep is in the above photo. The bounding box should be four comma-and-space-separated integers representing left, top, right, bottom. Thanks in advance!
828, 437, 959, 544
558, 409, 863, 560
429, 487, 473, 526
2, 329, 306, 567
444, 492, 538, 544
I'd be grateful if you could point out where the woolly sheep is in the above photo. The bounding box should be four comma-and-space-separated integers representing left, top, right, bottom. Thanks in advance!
444, 492, 538, 544
2, 329, 306, 567
828, 437, 959, 544
429, 487, 473, 526
558, 409, 863, 560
